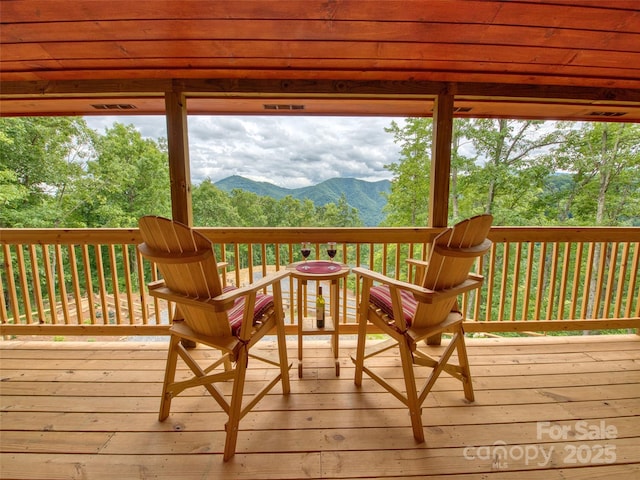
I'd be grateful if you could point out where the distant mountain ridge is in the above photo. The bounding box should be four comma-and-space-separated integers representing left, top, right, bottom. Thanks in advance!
214, 175, 390, 226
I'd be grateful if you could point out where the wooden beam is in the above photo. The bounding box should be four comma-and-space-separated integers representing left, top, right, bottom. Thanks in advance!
3, 78, 640, 103
165, 92, 193, 226
429, 93, 454, 228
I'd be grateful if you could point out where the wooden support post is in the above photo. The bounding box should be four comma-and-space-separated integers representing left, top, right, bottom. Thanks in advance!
428, 92, 454, 345
165, 91, 193, 226
429, 92, 454, 228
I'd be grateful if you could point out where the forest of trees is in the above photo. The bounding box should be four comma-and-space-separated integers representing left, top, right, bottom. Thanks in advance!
0, 117, 361, 228
383, 118, 639, 227
1, 116, 638, 229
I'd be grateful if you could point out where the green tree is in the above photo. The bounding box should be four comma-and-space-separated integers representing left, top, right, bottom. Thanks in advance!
382, 118, 433, 226
193, 179, 242, 226
229, 189, 269, 226
0, 117, 93, 227
81, 123, 171, 227
463, 119, 560, 224
317, 194, 363, 227
551, 122, 640, 226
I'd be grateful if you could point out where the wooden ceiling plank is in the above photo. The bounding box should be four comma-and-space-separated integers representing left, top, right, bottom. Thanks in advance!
3, 20, 640, 52
0, 1, 462, 23
5, 40, 637, 68
3, 57, 639, 79
3, 59, 638, 93
3, 65, 640, 90
3, 1, 638, 31
491, 2, 640, 32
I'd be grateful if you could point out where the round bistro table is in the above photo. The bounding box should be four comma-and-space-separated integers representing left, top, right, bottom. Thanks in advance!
286, 261, 350, 377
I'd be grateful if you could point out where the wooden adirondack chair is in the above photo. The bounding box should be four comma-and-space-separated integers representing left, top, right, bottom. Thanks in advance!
352, 214, 493, 442
137, 216, 291, 461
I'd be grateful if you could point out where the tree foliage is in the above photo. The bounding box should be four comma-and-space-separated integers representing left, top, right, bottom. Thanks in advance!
0, 117, 94, 227
382, 118, 637, 227
382, 119, 432, 226
549, 122, 640, 226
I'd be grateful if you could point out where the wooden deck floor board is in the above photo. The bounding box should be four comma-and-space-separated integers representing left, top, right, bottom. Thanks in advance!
1, 335, 638, 479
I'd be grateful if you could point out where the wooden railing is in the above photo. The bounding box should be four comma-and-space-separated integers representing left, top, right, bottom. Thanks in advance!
1, 226, 639, 337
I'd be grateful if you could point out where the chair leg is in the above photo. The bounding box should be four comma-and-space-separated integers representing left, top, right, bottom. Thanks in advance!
159, 335, 181, 421
454, 327, 475, 402
353, 311, 368, 386
224, 346, 249, 462
398, 340, 425, 443
275, 313, 291, 394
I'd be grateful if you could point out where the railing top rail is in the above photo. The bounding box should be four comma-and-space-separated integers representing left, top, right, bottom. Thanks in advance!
1, 226, 639, 245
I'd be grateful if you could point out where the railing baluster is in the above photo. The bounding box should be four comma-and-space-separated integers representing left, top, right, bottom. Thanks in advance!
522, 242, 534, 321
28, 244, 46, 324
498, 242, 509, 322
485, 243, 497, 322
558, 242, 571, 320
593, 242, 607, 318
108, 244, 122, 325
94, 244, 109, 324
0, 246, 11, 325
136, 246, 149, 325
81, 245, 97, 324
546, 242, 559, 321
15, 245, 33, 324
603, 242, 619, 319
68, 245, 84, 325
569, 242, 583, 320
233, 243, 241, 287
534, 242, 547, 321
122, 244, 135, 325
626, 243, 640, 318
510, 242, 521, 321
54, 245, 71, 325
581, 243, 595, 319
614, 242, 629, 319
42, 244, 58, 325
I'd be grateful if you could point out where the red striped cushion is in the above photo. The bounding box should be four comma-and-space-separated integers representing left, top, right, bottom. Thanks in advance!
369, 285, 416, 327
223, 286, 274, 336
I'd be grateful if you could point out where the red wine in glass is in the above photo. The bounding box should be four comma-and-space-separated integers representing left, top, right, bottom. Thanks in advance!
326, 242, 337, 262
301, 242, 311, 269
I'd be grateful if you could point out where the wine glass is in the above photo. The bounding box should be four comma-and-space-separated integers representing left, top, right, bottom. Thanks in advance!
326, 242, 337, 263
301, 242, 311, 270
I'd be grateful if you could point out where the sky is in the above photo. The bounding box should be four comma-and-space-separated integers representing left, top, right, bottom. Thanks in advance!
84, 115, 405, 189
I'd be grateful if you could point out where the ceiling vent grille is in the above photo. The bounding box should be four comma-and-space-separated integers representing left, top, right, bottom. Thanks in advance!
91, 104, 137, 110
589, 111, 626, 117
263, 104, 305, 111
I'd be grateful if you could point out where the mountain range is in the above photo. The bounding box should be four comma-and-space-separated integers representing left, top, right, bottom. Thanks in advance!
214, 176, 390, 226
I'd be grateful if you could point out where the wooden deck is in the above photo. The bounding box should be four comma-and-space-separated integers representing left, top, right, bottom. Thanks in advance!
1, 334, 639, 479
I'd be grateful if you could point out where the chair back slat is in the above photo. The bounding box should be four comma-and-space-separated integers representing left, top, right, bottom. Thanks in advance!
422, 215, 492, 290
414, 214, 493, 328
138, 216, 229, 337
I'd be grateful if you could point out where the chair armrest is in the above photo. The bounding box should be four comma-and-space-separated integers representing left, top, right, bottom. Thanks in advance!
352, 267, 484, 304
406, 258, 428, 281
214, 269, 290, 304
406, 258, 429, 268
352, 266, 435, 302
147, 270, 290, 312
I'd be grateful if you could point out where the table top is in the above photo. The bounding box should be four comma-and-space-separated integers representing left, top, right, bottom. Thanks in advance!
286, 261, 350, 280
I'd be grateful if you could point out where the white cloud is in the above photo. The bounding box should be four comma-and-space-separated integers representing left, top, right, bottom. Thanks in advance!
85, 115, 403, 189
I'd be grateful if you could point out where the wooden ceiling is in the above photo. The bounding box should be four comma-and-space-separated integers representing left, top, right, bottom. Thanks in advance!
1, 0, 639, 121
